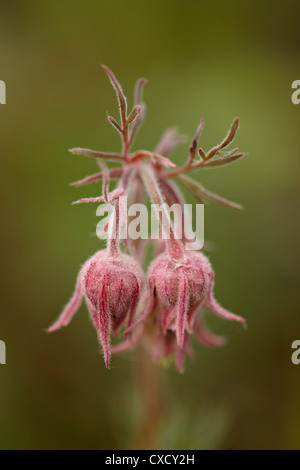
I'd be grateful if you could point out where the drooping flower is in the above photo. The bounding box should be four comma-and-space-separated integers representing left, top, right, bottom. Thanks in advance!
148, 249, 246, 344
49, 65, 247, 371
49, 249, 144, 365
123, 242, 246, 371
49, 164, 145, 366
122, 165, 246, 370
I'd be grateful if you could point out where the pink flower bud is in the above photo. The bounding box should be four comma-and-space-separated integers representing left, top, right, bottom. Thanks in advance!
49, 250, 144, 366
145, 250, 246, 348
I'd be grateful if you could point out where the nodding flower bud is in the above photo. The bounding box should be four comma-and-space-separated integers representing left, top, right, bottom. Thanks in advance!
138, 249, 246, 349
49, 250, 144, 366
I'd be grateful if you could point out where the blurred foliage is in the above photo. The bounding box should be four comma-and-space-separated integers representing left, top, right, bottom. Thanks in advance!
0, 0, 300, 450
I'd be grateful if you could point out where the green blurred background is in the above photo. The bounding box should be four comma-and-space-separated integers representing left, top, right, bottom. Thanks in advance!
0, 0, 300, 450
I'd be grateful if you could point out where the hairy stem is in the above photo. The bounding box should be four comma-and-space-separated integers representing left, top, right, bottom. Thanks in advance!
132, 345, 164, 450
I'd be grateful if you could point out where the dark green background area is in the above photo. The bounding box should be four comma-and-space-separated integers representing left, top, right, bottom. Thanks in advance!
0, 0, 299, 450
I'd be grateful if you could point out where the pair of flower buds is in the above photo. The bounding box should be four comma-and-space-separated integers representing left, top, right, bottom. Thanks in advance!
48, 66, 246, 371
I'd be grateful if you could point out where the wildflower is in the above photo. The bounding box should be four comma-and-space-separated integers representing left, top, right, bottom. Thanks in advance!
123, 166, 246, 369
148, 248, 245, 343
49, 165, 144, 366
49, 248, 143, 365
49, 65, 247, 371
